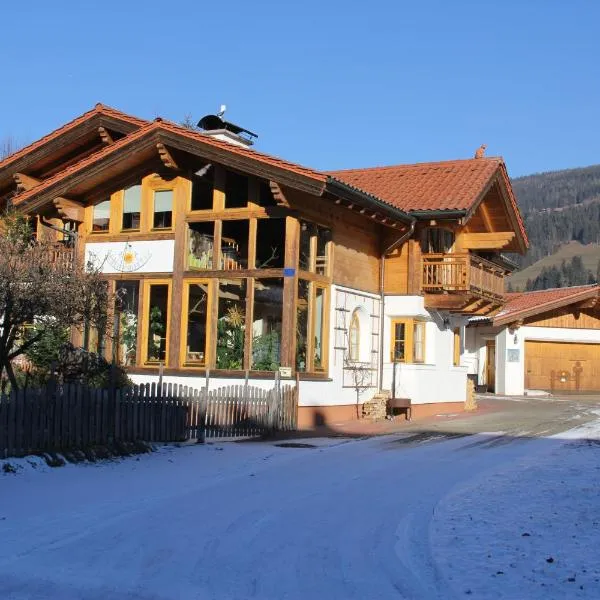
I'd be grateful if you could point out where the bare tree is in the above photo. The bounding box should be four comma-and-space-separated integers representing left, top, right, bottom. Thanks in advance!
344, 353, 373, 419
0, 136, 20, 160
0, 211, 111, 389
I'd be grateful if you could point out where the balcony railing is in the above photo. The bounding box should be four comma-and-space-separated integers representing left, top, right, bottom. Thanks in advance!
46, 244, 75, 270
421, 253, 505, 299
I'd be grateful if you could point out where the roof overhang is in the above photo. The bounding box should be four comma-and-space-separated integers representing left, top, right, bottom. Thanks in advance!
493, 286, 600, 328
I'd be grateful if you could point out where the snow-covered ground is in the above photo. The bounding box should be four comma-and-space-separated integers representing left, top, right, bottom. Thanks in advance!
1, 419, 599, 599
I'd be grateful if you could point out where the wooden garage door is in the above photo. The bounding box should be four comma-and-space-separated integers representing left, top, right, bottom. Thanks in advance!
525, 341, 600, 392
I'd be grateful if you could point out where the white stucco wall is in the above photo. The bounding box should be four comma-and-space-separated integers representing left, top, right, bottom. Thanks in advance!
85, 240, 175, 274
381, 296, 469, 405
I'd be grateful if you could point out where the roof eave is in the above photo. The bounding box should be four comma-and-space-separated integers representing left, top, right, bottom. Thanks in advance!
326, 176, 414, 225
493, 288, 600, 327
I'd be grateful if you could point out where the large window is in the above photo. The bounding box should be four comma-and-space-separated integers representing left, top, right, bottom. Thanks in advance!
252, 278, 283, 370
295, 280, 328, 373
122, 184, 141, 231
191, 166, 214, 211
153, 190, 173, 229
313, 285, 326, 370
221, 221, 249, 270
92, 199, 111, 232
143, 282, 171, 363
216, 279, 247, 369
225, 170, 248, 208
182, 281, 210, 366
115, 280, 140, 366
188, 222, 215, 270
299, 221, 331, 274
391, 319, 426, 363
256, 219, 285, 268
422, 228, 454, 254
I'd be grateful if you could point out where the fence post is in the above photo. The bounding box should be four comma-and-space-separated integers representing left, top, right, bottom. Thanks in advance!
158, 362, 164, 394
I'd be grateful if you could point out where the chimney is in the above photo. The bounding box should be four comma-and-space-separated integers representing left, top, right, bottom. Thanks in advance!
197, 108, 258, 148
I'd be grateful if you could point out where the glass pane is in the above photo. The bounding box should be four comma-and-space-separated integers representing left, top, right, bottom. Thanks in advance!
349, 313, 360, 361
393, 323, 405, 361
225, 170, 248, 208
191, 166, 214, 210
216, 279, 246, 369
413, 322, 425, 362
92, 200, 111, 232
185, 283, 209, 364
153, 190, 173, 229
115, 281, 139, 366
313, 287, 325, 370
122, 185, 141, 230
252, 278, 283, 370
258, 180, 277, 207
146, 284, 169, 362
188, 222, 214, 270
299, 221, 312, 271
315, 226, 331, 275
221, 220, 249, 270
256, 219, 285, 269
296, 280, 309, 372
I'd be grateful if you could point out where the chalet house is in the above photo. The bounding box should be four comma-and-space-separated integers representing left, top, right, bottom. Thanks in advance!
465, 284, 600, 395
0, 104, 528, 427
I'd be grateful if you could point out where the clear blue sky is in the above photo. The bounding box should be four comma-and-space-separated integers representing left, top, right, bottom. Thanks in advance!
1, 0, 598, 177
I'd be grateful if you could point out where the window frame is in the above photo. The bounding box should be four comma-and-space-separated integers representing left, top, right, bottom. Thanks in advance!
141, 279, 172, 366
348, 310, 360, 362
151, 188, 174, 231
390, 318, 427, 364
91, 199, 112, 233
180, 279, 212, 368
121, 184, 142, 232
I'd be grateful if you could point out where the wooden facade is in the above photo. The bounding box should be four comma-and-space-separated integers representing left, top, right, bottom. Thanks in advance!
1, 105, 529, 387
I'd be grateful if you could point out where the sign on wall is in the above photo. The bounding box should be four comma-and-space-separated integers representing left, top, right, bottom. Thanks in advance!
507, 349, 520, 363
85, 240, 175, 274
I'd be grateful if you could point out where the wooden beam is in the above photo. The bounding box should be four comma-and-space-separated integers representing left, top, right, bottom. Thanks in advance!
98, 126, 113, 145
480, 198, 494, 232
14, 172, 40, 192
268, 181, 291, 208
53, 197, 84, 222
460, 232, 516, 250
156, 143, 179, 170
574, 297, 598, 310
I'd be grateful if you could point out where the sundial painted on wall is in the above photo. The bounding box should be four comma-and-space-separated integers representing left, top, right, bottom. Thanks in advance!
105, 242, 152, 272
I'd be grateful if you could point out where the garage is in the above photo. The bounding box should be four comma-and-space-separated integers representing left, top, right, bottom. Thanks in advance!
525, 340, 600, 392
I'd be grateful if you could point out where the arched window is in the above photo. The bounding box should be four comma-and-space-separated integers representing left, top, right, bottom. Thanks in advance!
349, 310, 360, 361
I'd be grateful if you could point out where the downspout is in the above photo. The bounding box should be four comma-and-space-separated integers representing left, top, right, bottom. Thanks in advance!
379, 219, 416, 391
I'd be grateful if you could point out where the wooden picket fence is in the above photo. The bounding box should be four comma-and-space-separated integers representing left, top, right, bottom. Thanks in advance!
0, 379, 298, 458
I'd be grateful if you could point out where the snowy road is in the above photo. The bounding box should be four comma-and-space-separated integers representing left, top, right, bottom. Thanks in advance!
1, 421, 600, 599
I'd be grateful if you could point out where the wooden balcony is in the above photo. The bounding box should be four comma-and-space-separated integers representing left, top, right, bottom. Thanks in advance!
46, 244, 75, 270
421, 253, 505, 312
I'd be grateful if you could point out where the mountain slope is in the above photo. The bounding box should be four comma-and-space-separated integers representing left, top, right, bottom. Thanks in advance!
508, 164, 600, 289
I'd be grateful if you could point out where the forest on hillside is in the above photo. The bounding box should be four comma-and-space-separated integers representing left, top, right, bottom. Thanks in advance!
509, 164, 600, 286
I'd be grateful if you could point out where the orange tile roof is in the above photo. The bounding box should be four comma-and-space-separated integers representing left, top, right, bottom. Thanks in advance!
328, 157, 528, 247
0, 103, 147, 171
493, 284, 600, 326
13, 118, 328, 209
328, 158, 502, 212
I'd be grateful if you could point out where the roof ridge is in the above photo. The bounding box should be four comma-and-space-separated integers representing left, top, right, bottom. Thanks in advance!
0, 103, 147, 171
327, 156, 503, 174
514, 283, 598, 295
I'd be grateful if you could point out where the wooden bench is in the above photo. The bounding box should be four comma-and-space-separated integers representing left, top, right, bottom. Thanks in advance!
387, 397, 412, 421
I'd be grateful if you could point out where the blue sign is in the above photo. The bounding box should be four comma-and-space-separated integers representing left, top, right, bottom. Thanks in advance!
283, 268, 296, 277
